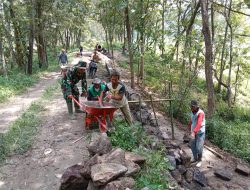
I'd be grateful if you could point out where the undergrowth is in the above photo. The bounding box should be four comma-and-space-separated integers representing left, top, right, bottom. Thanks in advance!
116, 46, 250, 163
108, 118, 172, 189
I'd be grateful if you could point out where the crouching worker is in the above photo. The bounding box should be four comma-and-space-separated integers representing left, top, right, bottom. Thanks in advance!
100, 70, 133, 126
87, 78, 105, 101
188, 100, 205, 168
61, 61, 87, 117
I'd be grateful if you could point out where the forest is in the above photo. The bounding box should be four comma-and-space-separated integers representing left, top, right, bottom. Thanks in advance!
0, 0, 250, 189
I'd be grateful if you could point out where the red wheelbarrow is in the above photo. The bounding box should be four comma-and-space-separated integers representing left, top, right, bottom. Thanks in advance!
71, 96, 118, 133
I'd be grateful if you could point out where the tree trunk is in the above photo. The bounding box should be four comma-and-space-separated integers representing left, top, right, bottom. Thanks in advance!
125, 5, 135, 89
36, 0, 48, 69
201, 0, 215, 118
76, 29, 81, 47
27, 0, 35, 75
218, 0, 229, 93
122, 21, 126, 54
226, 0, 233, 107
9, 0, 25, 70
233, 64, 240, 103
0, 28, 8, 79
161, 0, 165, 57
3, 2, 16, 69
59, 31, 64, 47
176, 0, 181, 62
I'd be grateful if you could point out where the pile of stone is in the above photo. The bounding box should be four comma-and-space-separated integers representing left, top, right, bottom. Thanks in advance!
166, 146, 210, 190
59, 132, 146, 190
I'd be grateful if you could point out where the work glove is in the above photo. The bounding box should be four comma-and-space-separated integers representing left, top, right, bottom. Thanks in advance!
68, 95, 73, 99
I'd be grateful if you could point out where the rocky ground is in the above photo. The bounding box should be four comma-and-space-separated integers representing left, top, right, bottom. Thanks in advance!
0, 50, 249, 190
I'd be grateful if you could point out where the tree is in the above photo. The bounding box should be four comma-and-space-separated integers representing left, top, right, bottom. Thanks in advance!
201, 0, 215, 118
125, 2, 135, 89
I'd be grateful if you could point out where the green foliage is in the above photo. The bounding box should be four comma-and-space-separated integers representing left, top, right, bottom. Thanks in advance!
108, 118, 171, 189
0, 74, 39, 103
216, 101, 250, 122
0, 102, 44, 162
109, 119, 143, 151
134, 149, 171, 190
206, 117, 250, 163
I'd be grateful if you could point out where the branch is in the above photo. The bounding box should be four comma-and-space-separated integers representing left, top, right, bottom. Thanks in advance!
210, 0, 250, 17
212, 68, 229, 88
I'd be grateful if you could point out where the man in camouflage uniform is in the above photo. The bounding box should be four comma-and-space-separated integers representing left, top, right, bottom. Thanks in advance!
61, 61, 87, 115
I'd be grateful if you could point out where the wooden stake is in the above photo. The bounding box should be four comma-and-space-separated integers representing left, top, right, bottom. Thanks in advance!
204, 145, 224, 159
128, 98, 174, 103
150, 94, 158, 127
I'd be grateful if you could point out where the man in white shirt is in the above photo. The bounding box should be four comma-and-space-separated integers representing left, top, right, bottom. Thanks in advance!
101, 70, 133, 125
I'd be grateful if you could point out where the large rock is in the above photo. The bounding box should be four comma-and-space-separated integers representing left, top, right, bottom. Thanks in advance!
169, 149, 182, 165
193, 168, 208, 187
170, 169, 182, 184
167, 155, 176, 171
91, 163, 128, 186
135, 109, 152, 125
184, 168, 194, 183
124, 159, 141, 177
143, 125, 161, 136
214, 169, 233, 181
177, 165, 187, 175
87, 180, 99, 190
60, 164, 88, 190
179, 149, 191, 167
99, 148, 125, 165
235, 164, 250, 176
160, 131, 170, 140
87, 133, 112, 156
100, 177, 135, 190
183, 133, 190, 143
125, 152, 146, 165
81, 154, 99, 179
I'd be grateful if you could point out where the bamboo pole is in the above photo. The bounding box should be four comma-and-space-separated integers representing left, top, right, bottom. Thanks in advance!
169, 81, 174, 140
150, 94, 158, 127
128, 98, 174, 103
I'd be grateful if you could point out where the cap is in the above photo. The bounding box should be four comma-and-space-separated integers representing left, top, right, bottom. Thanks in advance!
76, 61, 87, 69
93, 78, 101, 84
190, 100, 199, 107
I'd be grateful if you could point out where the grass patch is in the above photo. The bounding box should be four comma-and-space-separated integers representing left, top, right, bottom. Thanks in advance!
0, 74, 39, 103
108, 119, 171, 189
0, 102, 44, 161
0, 82, 59, 162
42, 81, 60, 100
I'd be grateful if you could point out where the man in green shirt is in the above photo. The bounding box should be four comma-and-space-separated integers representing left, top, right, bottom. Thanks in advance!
87, 78, 105, 101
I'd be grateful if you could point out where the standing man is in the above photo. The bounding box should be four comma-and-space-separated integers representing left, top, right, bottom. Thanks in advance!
188, 100, 205, 167
79, 46, 83, 56
87, 78, 105, 101
58, 49, 68, 66
61, 61, 87, 116
101, 70, 133, 126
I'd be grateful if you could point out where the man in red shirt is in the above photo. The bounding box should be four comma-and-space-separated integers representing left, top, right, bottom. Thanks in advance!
188, 100, 205, 167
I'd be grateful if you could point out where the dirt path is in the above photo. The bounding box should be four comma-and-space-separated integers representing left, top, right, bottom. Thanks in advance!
113, 51, 250, 190
0, 51, 108, 190
0, 72, 59, 134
